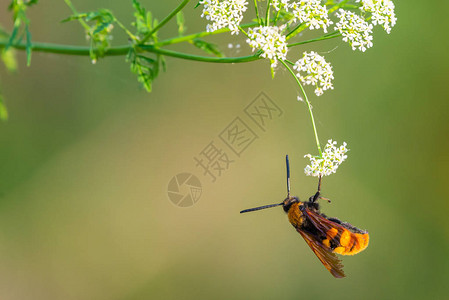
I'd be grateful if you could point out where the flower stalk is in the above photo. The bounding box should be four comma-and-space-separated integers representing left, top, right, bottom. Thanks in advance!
280, 59, 322, 157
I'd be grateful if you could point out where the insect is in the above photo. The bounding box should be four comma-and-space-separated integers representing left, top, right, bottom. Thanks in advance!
240, 155, 369, 278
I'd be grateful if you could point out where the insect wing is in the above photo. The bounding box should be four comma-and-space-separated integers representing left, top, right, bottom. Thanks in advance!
304, 208, 369, 256
297, 229, 345, 278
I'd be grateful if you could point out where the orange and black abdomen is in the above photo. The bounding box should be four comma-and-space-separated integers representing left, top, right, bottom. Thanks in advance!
294, 203, 369, 256
322, 227, 369, 256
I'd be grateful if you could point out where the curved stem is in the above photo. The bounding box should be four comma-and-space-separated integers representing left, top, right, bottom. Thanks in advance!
0, 38, 262, 63
280, 59, 322, 157
138, 45, 261, 63
156, 21, 259, 47
115, 19, 138, 41
141, 0, 191, 44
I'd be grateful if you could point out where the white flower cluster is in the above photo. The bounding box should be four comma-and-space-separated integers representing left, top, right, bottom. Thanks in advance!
200, 0, 248, 35
334, 9, 373, 52
246, 26, 288, 68
290, 0, 332, 33
357, 0, 397, 34
271, 0, 291, 11
293, 51, 334, 96
304, 140, 348, 177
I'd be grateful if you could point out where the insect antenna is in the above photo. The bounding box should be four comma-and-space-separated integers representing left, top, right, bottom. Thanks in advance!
240, 202, 283, 214
240, 155, 291, 214
286, 154, 291, 198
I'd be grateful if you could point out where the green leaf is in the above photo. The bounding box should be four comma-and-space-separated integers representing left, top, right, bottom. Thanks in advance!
1, 48, 18, 72
27, 0, 39, 6
92, 21, 112, 35
191, 39, 223, 57
194, 1, 201, 9
160, 55, 166, 72
132, 0, 152, 38
25, 23, 32, 66
61, 13, 88, 23
5, 19, 21, 51
128, 48, 165, 93
6, 0, 36, 64
84, 9, 114, 23
136, 55, 155, 64
176, 11, 185, 36
132, 0, 145, 17
64, 9, 116, 61
0, 95, 8, 121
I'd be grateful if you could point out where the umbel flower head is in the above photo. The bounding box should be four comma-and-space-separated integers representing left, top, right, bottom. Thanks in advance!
293, 51, 334, 96
335, 9, 373, 52
304, 140, 349, 177
271, 0, 291, 11
246, 25, 288, 68
357, 0, 397, 34
200, 0, 248, 35
290, 0, 333, 33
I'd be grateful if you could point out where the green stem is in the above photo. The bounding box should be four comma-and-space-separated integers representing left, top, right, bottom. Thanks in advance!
141, 0, 191, 44
238, 26, 250, 38
286, 23, 306, 40
254, 0, 261, 26
155, 21, 259, 47
274, 9, 281, 25
0, 38, 261, 63
138, 45, 261, 63
0, 39, 130, 55
280, 59, 322, 157
265, 0, 272, 26
288, 31, 341, 47
115, 19, 138, 41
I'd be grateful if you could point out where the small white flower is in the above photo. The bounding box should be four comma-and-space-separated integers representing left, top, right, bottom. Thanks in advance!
271, 0, 291, 11
200, 0, 248, 35
246, 25, 288, 68
304, 140, 349, 177
334, 9, 373, 52
357, 0, 397, 34
289, 0, 333, 33
293, 51, 334, 96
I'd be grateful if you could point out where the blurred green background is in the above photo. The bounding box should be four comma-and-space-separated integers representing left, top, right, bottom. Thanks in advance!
1, 1, 449, 299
